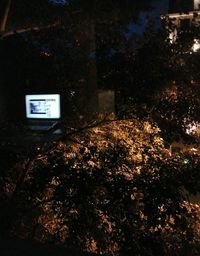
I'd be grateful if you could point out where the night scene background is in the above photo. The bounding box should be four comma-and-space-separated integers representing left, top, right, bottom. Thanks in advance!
0, 1, 200, 255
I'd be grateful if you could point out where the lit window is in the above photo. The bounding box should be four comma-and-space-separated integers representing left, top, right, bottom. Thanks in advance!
185, 121, 200, 135
192, 39, 200, 52
169, 29, 177, 43
194, 0, 200, 10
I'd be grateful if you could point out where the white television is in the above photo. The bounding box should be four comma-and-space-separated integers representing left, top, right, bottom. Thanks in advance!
25, 94, 61, 119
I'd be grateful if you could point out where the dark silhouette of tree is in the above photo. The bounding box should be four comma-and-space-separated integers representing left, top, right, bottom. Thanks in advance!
114, 16, 200, 144
0, 0, 162, 122
0, 0, 159, 37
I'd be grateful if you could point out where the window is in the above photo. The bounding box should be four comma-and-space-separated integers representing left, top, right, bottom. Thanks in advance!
194, 0, 200, 10
180, 19, 190, 31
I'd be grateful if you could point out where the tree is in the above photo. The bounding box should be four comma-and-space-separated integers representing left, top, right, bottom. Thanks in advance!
0, 119, 200, 255
1, 3, 200, 255
0, 0, 11, 32
0, 0, 159, 37
151, 16, 200, 143
0, 0, 162, 122
0, 0, 63, 36
114, 15, 200, 145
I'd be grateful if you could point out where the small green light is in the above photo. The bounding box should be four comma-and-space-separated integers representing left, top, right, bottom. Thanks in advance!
183, 159, 189, 165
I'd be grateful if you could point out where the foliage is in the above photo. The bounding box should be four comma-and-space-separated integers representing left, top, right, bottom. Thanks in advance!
0, 119, 200, 255
0, 1, 161, 121
114, 15, 200, 144
1, 2, 200, 255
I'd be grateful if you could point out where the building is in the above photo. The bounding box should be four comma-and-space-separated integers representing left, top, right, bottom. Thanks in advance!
168, 0, 200, 13
164, 1, 200, 153
165, 0, 200, 50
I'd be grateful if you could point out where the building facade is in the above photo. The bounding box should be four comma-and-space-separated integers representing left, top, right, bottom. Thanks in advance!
165, 0, 200, 51
167, 0, 200, 26
169, 0, 198, 13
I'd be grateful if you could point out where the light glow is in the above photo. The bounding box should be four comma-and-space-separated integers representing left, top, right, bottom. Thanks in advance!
192, 39, 200, 52
194, 0, 200, 10
185, 121, 200, 135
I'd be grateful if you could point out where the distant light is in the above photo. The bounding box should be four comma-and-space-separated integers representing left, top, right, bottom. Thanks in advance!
166, 11, 200, 19
40, 51, 52, 57
185, 122, 200, 135
169, 30, 177, 43
192, 39, 200, 52
194, 0, 200, 10
190, 148, 197, 152
183, 159, 189, 165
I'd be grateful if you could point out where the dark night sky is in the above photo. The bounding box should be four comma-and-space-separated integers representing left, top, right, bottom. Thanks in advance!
50, 0, 169, 35
129, 0, 169, 34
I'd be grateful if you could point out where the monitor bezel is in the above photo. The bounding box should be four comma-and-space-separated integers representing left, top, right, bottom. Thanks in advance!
25, 93, 61, 119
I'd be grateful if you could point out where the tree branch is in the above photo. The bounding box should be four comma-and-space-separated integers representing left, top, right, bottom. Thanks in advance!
0, 0, 11, 32
0, 21, 61, 38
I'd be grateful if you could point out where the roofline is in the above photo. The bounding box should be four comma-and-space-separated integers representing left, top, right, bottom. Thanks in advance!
164, 10, 200, 19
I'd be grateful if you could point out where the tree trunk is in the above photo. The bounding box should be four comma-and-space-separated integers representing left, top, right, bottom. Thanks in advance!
0, 0, 11, 32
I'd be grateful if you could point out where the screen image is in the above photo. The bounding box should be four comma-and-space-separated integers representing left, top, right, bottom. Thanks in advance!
25, 94, 61, 119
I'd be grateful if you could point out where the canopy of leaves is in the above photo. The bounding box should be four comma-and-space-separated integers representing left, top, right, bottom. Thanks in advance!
0, 119, 200, 255
112, 16, 200, 145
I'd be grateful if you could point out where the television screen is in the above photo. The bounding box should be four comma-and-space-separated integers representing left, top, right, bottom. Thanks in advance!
25, 94, 61, 119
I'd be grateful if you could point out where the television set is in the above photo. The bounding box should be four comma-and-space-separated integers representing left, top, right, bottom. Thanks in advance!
25, 94, 61, 119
